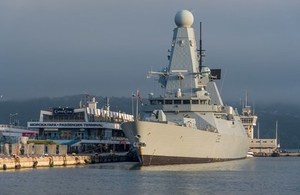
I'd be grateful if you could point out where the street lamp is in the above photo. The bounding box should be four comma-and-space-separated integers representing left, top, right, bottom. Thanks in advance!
9, 113, 18, 127
9, 113, 18, 144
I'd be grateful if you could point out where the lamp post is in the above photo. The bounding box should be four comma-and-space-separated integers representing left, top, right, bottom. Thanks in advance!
9, 113, 18, 144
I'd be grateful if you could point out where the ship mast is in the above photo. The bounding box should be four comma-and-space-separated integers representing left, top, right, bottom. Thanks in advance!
275, 120, 279, 147
245, 90, 248, 107
199, 22, 204, 71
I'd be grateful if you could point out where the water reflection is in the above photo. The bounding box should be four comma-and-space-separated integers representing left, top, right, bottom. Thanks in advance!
138, 158, 256, 172
0, 164, 86, 173
1, 158, 299, 195
86, 158, 256, 172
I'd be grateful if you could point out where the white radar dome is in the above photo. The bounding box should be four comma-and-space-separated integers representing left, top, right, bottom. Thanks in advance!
175, 10, 194, 27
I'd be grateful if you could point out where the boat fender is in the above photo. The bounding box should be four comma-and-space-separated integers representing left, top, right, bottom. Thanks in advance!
15, 156, 20, 163
32, 157, 38, 168
75, 157, 80, 165
33, 161, 38, 168
49, 156, 54, 167
63, 156, 67, 166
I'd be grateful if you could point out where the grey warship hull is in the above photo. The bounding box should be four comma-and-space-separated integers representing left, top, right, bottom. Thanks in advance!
122, 119, 248, 166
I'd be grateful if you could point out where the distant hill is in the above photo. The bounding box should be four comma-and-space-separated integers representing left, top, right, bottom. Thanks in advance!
0, 95, 133, 124
1, 95, 299, 149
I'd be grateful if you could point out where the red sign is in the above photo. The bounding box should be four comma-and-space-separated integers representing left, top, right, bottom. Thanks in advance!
22, 132, 37, 137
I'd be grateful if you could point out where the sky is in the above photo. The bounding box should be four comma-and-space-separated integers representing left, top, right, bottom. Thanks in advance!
0, 0, 300, 104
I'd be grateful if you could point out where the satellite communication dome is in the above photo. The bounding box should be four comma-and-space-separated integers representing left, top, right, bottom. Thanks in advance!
174, 10, 194, 27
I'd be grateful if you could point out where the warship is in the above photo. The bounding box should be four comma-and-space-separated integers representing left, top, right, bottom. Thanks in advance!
121, 10, 249, 165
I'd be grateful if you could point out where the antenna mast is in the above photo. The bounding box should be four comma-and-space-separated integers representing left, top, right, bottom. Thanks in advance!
245, 90, 248, 107
199, 22, 204, 71
275, 120, 278, 143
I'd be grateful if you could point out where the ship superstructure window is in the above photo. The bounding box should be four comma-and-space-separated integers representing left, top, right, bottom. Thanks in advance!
183, 100, 190, 104
150, 100, 164, 105
150, 100, 158, 105
157, 100, 163, 105
174, 100, 182, 104
200, 100, 207, 104
192, 100, 199, 104
165, 100, 173, 104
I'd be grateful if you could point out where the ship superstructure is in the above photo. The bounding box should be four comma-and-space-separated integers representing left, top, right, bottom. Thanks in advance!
121, 10, 249, 165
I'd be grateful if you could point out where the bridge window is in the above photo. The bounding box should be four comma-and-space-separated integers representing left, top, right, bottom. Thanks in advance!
165, 100, 172, 104
200, 100, 207, 104
192, 100, 199, 104
183, 100, 190, 104
174, 100, 181, 104
150, 100, 158, 105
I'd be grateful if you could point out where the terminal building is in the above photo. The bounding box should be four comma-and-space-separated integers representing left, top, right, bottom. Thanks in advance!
0, 124, 37, 144
240, 103, 278, 156
27, 97, 134, 153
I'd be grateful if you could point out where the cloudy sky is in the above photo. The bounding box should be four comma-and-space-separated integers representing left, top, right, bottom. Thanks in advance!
0, 0, 299, 104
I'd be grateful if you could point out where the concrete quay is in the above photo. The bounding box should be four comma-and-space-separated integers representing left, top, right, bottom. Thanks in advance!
90, 152, 130, 163
253, 152, 300, 157
0, 155, 91, 170
0, 152, 137, 170
279, 152, 300, 157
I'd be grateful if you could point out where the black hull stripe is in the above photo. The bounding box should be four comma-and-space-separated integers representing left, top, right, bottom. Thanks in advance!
140, 155, 246, 166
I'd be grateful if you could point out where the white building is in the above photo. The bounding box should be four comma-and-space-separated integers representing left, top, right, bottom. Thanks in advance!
27, 97, 134, 153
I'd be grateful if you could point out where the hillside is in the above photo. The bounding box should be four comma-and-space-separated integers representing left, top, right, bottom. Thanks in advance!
0, 95, 299, 149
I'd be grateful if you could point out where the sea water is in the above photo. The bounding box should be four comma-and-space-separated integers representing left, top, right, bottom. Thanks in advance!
1, 157, 300, 195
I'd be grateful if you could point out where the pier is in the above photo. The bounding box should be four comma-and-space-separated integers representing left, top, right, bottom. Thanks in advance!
253, 151, 300, 157
0, 154, 90, 170
277, 152, 300, 157
0, 139, 138, 170
0, 152, 136, 170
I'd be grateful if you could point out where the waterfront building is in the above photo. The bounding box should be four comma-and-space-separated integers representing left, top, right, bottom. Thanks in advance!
27, 97, 134, 153
239, 100, 277, 155
0, 124, 37, 144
